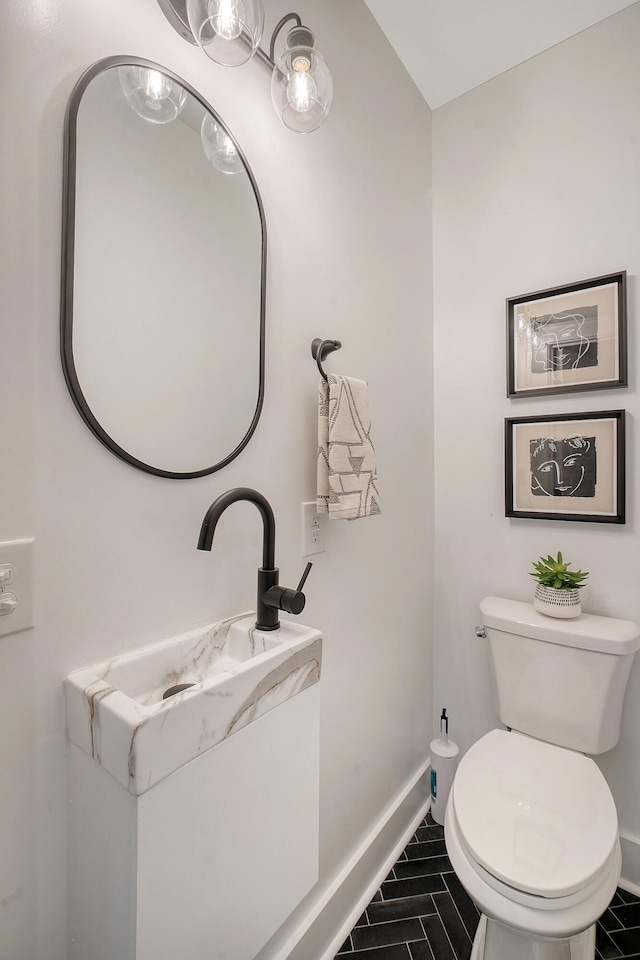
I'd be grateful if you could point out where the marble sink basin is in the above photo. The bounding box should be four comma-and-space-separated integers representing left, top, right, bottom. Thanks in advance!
64, 614, 322, 795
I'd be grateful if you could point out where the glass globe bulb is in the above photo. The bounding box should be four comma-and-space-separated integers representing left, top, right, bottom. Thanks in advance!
287, 64, 317, 115
186, 0, 264, 66
211, 0, 244, 40
118, 66, 186, 124
271, 34, 333, 134
200, 115, 244, 175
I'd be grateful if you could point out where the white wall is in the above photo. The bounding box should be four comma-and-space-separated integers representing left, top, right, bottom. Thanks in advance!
433, 2, 640, 887
0, 0, 432, 956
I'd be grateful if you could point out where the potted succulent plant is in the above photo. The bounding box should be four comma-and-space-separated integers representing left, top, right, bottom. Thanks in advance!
530, 552, 589, 619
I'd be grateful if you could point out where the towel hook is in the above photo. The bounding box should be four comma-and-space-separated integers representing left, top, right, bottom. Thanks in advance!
311, 338, 342, 382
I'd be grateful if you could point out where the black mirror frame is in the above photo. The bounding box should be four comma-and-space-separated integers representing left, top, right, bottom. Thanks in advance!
61, 55, 267, 479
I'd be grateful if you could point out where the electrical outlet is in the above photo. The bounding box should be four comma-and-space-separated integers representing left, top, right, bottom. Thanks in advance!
302, 502, 325, 557
0, 538, 34, 638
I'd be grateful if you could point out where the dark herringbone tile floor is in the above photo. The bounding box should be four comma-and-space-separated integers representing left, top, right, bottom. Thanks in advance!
334, 811, 640, 960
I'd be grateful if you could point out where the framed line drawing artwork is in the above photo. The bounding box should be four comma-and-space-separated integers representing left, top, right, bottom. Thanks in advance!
506, 272, 627, 398
505, 410, 625, 523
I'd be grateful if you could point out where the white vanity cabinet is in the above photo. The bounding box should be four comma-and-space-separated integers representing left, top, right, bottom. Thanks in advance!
65, 615, 322, 960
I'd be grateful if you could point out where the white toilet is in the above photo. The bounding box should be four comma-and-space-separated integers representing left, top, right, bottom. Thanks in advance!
444, 596, 640, 960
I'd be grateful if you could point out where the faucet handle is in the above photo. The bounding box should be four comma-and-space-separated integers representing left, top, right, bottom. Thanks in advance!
296, 562, 313, 593
262, 562, 313, 617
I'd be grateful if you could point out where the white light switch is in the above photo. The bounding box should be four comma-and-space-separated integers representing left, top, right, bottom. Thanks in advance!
0, 539, 34, 638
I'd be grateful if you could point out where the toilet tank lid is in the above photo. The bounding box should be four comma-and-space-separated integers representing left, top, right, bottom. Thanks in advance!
480, 597, 640, 655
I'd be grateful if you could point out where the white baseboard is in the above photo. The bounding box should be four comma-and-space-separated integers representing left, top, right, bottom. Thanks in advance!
315, 768, 432, 960
620, 831, 640, 897
258, 757, 431, 960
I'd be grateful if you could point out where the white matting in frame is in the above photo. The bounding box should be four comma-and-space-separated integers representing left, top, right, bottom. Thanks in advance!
507, 272, 626, 398
505, 410, 625, 523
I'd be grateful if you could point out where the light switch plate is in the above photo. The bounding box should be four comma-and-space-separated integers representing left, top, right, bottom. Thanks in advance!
0, 538, 34, 638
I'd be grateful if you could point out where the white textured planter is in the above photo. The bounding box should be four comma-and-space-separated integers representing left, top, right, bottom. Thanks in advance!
533, 584, 582, 619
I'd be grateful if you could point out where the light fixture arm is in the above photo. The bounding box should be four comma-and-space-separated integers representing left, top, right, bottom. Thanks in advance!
252, 12, 306, 73
269, 13, 302, 62
252, 43, 277, 72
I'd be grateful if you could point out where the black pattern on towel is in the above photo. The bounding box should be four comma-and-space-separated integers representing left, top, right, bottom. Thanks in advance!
317, 374, 381, 520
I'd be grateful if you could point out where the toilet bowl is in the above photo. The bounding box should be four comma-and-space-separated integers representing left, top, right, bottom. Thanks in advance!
444, 598, 640, 960
444, 730, 621, 959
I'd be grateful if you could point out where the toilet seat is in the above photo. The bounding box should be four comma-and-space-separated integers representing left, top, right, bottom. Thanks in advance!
456, 823, 619, 912
452, 730, 618, 900
445, 792, 621, 940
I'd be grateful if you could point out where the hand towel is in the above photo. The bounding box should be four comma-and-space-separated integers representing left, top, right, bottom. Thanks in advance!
317, 374, 381, 520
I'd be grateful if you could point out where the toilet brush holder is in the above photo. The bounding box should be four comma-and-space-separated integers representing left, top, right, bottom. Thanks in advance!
430, 708, 459, 825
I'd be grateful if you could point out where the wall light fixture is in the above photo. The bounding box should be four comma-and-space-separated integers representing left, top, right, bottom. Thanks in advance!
157, 1, 333, 133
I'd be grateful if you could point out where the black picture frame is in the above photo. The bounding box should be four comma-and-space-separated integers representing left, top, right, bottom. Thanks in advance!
506, 272, 627, 398
505, 410, 625, 523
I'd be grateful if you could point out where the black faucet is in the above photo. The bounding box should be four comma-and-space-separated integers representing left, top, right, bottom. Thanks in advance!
197, 487, 312, 631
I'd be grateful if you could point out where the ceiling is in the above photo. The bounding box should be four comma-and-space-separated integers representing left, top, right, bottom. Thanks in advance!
362, 0, 638, 109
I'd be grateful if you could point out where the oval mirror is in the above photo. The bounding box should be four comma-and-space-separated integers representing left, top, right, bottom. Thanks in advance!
61, 57, 266, 479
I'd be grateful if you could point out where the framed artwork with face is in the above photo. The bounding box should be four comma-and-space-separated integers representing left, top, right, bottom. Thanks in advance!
505, 410, 625, 523
506, 272, 626, 398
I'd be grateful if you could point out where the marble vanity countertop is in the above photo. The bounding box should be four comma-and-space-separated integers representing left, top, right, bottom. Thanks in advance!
64, 614, 322, 795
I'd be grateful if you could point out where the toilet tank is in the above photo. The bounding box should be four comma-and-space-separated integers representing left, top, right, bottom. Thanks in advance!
480, 597, 640, 754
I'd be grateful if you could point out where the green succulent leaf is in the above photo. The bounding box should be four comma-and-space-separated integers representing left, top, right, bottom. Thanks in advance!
529, 552, 589, 590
